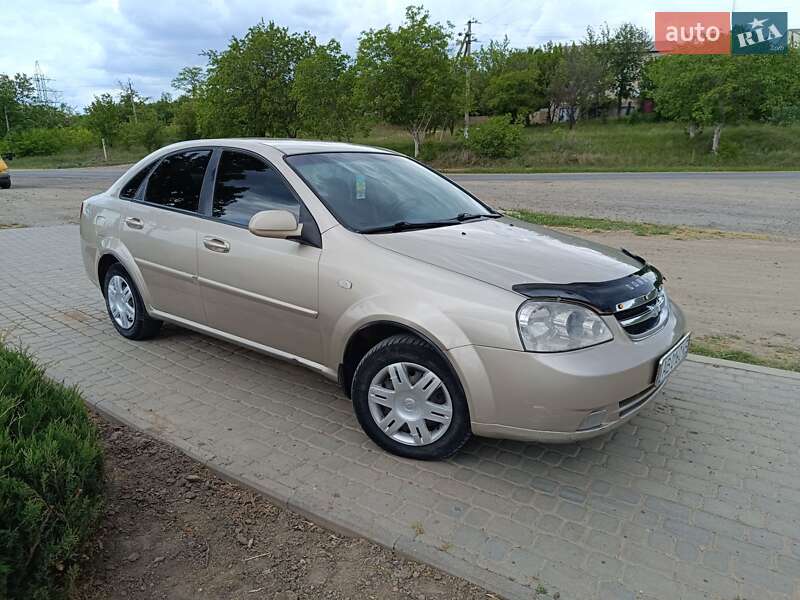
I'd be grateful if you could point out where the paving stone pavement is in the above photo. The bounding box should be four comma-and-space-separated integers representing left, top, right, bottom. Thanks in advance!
2, 224, 799, 600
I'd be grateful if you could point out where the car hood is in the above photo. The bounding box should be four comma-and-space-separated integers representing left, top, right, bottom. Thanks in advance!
364, 217, 643, 291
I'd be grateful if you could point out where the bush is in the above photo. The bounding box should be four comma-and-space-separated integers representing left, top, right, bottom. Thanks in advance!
0, 345, 104, 599
118, 118, 166, 152
768, 105, 800, 125
6, 127, 98, 157
6, 128, 66, 157
466, 115, 523, 159
59, 127, 95, 153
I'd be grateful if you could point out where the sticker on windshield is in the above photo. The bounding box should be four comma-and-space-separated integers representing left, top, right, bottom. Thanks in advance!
355, 175, 366, 200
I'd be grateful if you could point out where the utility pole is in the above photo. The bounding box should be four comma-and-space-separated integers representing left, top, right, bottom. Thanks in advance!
3, 106, 9, 135
459, 19, 478, 139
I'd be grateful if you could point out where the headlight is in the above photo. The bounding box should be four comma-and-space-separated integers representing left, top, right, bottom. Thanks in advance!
517, 301, 613, 352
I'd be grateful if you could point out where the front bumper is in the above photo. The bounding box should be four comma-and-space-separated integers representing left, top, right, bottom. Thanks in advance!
450, 300, 688, 442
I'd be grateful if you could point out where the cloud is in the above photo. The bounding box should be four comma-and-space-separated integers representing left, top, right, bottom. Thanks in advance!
6, 0, 798, 110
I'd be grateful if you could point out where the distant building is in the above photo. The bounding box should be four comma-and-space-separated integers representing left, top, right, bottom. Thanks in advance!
789, 29, 800, 48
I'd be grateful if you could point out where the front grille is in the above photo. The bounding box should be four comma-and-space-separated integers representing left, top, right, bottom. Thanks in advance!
615, 289, 667, 338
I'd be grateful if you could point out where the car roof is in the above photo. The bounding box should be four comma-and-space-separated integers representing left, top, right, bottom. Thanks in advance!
256, 139, 392, 155
160, 138, 393, 156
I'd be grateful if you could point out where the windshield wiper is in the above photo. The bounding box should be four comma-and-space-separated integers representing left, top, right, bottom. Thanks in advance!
455, 211, 502, 221
360, 220, 456, 234
361, 211, 503, 234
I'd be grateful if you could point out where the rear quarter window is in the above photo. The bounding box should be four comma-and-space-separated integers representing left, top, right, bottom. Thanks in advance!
119, 162, 155, 199
143, 150, 212, 212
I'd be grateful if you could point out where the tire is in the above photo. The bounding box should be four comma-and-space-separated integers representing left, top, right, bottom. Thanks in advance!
103, 263, 162, 340
0, 180, 9, 189
352, 334, 471, 460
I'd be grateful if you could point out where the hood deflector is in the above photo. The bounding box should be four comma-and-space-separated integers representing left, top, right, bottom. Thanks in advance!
512, 264, 663, 315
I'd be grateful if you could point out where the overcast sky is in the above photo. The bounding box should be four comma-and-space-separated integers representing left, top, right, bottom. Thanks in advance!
4, 0, 798, 110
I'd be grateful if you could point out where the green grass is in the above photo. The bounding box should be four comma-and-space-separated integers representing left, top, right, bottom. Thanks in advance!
504, 209, 766, 239
9, 120, 800, 172
505, 209, 680, 236
360, 121, 800, 173
691, 337, 800, 373
8, 146, 147, 169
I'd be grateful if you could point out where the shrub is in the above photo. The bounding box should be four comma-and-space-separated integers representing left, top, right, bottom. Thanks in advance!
118, 118, 166, 152
6, 127, 98, 157
466, 115, 523, 159
60, 127, 96, 152
768, 105, 800, 125
0, 345, 104, 599
6, 128, 66, 157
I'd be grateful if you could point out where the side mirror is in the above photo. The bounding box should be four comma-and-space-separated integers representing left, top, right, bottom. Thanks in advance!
248, 210, 303, 239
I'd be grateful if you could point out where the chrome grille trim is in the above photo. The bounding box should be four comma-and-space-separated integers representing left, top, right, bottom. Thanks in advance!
613, 287, 660, 313
618, 294, 666, 327
615, 288, 669, 339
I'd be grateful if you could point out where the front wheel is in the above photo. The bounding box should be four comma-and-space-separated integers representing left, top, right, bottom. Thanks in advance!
351, 334, 471, 460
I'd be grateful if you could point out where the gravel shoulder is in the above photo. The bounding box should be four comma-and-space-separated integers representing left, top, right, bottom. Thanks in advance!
576, 230, 800, 366
77, 413, 491, 600
461, 175, 800, 237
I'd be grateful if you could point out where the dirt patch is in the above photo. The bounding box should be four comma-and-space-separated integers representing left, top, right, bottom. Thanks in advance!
76, 414, 492, 600
574, 230, 800, 365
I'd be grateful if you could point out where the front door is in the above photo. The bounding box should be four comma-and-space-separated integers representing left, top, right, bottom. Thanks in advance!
119, 149, 212, 323
197, 149, 322, 362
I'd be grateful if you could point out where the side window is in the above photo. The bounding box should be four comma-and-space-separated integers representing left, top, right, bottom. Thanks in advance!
212, 151, 300, 226
119, 162, 154, 199
144, 150, 212, 212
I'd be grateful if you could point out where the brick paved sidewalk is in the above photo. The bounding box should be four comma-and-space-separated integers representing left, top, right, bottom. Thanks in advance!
2, 225, 799, 600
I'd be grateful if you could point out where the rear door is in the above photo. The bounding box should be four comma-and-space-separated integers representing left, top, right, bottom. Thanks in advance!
120, 149, 212, 323
197, 149, 322, 362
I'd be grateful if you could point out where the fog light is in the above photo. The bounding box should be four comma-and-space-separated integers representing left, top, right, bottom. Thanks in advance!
578, 409, 608, 431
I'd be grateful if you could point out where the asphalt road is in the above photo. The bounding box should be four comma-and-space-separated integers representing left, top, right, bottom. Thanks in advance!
6, 167, 800, 236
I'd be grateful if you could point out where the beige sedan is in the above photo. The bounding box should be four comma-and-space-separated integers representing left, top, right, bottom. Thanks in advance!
80, 140, 689, 460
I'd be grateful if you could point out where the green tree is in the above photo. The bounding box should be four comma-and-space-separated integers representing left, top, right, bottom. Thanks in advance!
481, 48, 549, 123
355, 6, 456, 157
473, 37, 511, 114
647, 55, 764, 153
601, 23, 652, 115
197, 21, 316, 137
548, 42, 607, 128
0, 74, 36, 133
758, 48, 800, 122
172, 66, 206, 98
172, 67, 206, 140
292, 40, 359, 139
85, 93, 123, 144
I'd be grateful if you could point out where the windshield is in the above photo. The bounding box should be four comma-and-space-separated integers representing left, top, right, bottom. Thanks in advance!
284, 152, 494, 233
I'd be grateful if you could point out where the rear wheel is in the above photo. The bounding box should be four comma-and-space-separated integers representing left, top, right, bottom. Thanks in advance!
103, 264, 162, 340
352, 334, 471, 460
0, 179, 10, 189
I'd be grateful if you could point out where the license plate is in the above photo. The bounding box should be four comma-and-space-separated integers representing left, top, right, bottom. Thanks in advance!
655, 333, 690, 388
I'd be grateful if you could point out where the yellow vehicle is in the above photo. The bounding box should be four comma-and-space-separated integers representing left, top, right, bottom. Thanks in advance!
0, 158, 10, 189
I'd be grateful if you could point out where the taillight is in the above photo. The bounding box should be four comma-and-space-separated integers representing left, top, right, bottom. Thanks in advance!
79, 200, 85, 219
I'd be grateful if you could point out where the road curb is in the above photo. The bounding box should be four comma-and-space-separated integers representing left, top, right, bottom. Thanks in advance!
687, 353, 800, 380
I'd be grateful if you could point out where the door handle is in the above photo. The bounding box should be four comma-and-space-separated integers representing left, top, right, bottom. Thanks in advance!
124, 217, 143, 230
203, 237, 230, 253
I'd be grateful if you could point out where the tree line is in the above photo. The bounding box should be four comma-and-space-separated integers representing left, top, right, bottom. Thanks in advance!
2, 5, 799, 159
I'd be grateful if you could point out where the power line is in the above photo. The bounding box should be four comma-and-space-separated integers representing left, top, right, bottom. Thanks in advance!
32, 61, 61, 106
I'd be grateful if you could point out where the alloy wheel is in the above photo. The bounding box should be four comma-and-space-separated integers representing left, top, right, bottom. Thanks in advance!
107, 275, 135, 330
